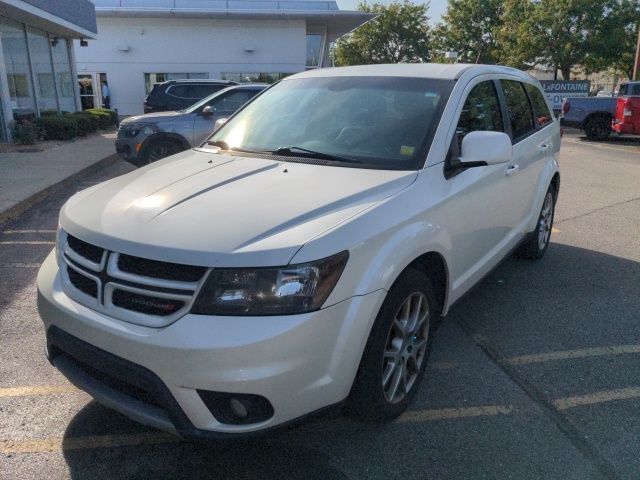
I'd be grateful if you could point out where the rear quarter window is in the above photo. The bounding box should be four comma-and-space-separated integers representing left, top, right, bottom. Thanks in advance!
167, 84, 191, 98
501, 80, 535, 142
524, 83, 553, 129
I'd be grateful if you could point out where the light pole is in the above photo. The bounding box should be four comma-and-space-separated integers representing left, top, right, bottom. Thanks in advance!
634, 26, 640, 80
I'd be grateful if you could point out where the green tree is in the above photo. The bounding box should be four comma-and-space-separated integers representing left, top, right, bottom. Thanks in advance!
498, 0, 638, 80
432, 0, 504, 64
334, 1, 431, 66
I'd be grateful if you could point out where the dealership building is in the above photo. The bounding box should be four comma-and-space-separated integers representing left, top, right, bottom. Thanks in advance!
0, 0, 97, 141
74, 0, 373, 115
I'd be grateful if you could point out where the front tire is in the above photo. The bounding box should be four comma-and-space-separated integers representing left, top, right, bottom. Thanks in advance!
347, 268, 437, 420
516, 184, 556, 260
142, 139, 182, 164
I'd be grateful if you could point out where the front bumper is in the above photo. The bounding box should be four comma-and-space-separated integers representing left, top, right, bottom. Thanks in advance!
37, 252, 385, 437
115, 138, 141, 160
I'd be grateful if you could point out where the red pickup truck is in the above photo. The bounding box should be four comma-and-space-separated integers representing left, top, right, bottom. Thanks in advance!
612, 82, 640, 135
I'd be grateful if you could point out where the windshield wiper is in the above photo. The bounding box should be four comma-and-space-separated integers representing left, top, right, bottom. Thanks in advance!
204, 140, 270, 155
273, 146, 361, 164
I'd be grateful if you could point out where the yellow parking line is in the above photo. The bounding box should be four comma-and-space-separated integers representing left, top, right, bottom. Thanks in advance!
503, 345, 640, 366
553, 387, 640, 410
398, 405, 513, 422
0, 241, 54, 245
0, 385, 79, 398
2, 229, 56, 234
0, 432, 180, 455
551, 227, 561, 233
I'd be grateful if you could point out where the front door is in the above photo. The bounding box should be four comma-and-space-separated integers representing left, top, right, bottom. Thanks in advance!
193, 89, 255, 145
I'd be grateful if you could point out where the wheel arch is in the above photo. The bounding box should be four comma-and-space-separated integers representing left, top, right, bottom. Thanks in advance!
404, 251, 450, 317
141, 132, 190, 153
582, 111, 612, 129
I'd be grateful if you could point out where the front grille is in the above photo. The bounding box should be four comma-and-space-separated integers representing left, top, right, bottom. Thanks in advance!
118, 254, 206, 282
67, 267, 98, 298
60, 232, 209, 327
113, 290, 185, 316
67, 235, 104, 264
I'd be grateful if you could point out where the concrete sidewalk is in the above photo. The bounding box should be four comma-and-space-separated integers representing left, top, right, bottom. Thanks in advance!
0, 132, 119, 225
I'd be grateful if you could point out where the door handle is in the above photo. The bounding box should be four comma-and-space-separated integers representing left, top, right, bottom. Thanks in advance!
539, 143, 551, 151
505, 164, 520, 176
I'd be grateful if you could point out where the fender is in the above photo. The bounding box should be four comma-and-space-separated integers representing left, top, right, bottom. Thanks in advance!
524, 157, 560, 233
141, 132, 190, 153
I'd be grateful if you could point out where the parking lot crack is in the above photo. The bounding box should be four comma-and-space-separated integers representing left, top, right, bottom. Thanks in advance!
556, 196, 640, 225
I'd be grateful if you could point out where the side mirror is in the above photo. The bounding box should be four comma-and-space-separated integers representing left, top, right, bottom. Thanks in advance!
213, 117, 228, 131
459, 131, 512, 166
202, 105, 215, 116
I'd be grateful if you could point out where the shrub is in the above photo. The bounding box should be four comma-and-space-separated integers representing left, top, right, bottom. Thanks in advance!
65, 112, 96, 136
85, 108, 116, 128
11, 121, 42, 145
37, 115, 78, 140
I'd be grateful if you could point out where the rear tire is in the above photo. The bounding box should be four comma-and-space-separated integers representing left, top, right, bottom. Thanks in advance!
583, 115, 611, 141
516, 183, 556, 260
142, 139, 182, 164
347, 268, 437, 420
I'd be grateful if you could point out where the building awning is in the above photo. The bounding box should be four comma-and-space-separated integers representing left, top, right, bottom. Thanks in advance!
1, 0, 97, 38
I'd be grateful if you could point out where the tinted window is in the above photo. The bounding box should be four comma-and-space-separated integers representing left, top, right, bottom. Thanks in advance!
619, 83, 640, 96
213, 90, 252, 114
501, 80, 534, 141
190, 84, 224, 98
524, 84, 553, 128
456, 81, 503, 143
167, 85, 191, 98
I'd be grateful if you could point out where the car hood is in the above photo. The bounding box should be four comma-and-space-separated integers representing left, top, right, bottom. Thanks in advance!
61, 150, 417, 267
122, 111, 183, 124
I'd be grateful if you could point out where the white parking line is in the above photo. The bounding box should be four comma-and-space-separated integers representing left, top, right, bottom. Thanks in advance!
553, 387, 640, 410
0, 263, 41, 268
503, 345, 640, 366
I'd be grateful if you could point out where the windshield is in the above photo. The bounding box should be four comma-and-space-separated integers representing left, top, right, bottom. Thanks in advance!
207, 76, 454, 170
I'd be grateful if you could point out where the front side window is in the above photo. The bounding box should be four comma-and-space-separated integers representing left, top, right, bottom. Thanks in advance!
456, 81, 503, 143
209, 76, 453, 170
524, 84, 553, 128
211, 90, 252, 115
501, 80, 534, 142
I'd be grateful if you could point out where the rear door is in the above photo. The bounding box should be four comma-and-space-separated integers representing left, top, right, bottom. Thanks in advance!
498, 80, 543, 233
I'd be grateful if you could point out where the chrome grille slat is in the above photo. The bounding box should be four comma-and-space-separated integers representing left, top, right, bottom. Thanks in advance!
59, 232, 210, 328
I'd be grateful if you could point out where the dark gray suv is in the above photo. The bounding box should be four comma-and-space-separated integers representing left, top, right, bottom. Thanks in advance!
143, 79, 237, 113
116, 84, 267, 165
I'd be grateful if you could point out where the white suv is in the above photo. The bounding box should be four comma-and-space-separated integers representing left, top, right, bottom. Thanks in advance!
38, 64, 560, 438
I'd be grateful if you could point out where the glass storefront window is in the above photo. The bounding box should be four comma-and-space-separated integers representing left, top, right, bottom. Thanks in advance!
0, 16, 36, 120
306, 34, 324, 68
51, 38, 76, 113
27, 27, 58, 114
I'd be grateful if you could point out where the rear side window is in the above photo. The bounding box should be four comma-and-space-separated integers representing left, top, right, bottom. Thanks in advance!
212, 90, 252, 114
190, 84, 224, 98
457, 80, 504, 139
524, 84, 553, 128
619, 83, 640, 96
167, 84, 191, 98
501, 80, 534, 142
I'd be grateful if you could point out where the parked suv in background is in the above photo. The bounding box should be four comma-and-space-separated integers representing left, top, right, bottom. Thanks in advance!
144, 79, 237, 113
39, 64, 560, 438
117, 84, 267, 164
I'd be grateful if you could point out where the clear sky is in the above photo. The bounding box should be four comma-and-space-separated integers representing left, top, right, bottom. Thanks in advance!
336, 0, 448, 24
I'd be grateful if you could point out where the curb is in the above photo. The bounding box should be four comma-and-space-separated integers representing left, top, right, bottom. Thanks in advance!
0, 153, 120, 228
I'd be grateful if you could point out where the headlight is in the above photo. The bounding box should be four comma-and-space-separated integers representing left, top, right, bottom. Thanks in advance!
191, 251, 349, 316
122, 124, 156, 138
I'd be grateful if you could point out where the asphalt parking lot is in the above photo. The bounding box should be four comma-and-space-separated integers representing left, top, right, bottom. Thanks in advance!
1, 130, 639, 480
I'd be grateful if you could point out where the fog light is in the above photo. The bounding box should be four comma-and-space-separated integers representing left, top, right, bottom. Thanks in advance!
229, 398, 248, 419
197, 390, 274, 425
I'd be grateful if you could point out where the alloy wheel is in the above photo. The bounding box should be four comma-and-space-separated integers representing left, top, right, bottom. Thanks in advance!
538, 191, 554, 250
382, 292, 430, 404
